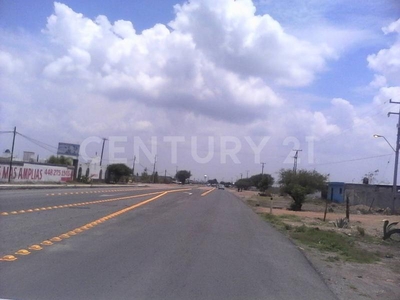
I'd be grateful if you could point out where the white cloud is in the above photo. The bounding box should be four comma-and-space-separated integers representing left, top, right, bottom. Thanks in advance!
383, 18, 400, 34
40, 2, 299, 124
368, 18, 400, 86
0, 50, 23, 74
170, 0, 333, 87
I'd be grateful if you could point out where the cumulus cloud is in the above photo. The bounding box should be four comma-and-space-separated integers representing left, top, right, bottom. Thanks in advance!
0, 50, 23, 74
35, 1, 339, 125
368, 18, 400, 86
170, 0, 333, 87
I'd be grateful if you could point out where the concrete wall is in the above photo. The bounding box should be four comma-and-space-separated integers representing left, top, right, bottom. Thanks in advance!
0, 162, 74, 183
344, 183, 394, 209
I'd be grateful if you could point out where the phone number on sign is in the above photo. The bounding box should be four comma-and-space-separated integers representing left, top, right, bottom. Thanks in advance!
44, 169, 72, 177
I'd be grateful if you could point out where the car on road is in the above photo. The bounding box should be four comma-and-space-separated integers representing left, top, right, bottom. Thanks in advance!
218, 185, 225, 190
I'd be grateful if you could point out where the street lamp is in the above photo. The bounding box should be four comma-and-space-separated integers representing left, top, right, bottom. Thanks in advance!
374, 134, 399, 213
373, 134, 395, 152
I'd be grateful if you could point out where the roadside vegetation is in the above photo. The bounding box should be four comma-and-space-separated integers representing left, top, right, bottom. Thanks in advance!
243, 192, 398, 264
263, 213, 379, 263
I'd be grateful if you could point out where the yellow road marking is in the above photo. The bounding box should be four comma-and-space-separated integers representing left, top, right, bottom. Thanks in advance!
41, 240, 53, 246
201, 188, 216, 196
0, 190, 185, 216
1, 188, 191, 262
15, 249, 30, 255
0, 255, 17, 261
28, 245, 42, 251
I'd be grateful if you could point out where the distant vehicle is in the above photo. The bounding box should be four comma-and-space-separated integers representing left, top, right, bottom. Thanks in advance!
218, 185, 225, 190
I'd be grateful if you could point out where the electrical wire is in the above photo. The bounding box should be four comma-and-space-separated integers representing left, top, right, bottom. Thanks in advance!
16, 132, 58, 154
313, 153, 393, 166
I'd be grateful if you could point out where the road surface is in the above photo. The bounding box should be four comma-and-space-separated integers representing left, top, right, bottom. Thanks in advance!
0, 186, 337, 300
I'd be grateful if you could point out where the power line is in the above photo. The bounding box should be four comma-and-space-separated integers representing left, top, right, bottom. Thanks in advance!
313, 153, 392, 166
16, 132, 58, 154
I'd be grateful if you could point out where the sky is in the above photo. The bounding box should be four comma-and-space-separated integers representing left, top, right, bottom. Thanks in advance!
1, 0, 400, 183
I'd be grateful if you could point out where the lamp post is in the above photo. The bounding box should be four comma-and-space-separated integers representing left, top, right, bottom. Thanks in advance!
374, 134, 399, 213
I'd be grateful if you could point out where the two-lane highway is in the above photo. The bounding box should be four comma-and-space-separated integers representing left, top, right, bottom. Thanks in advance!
0, 186, 337, 300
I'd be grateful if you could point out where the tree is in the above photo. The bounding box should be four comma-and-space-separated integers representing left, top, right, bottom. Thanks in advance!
278, 169, 327, 211
207, 178, 218, 185
176, 170, 191, 184
47, 155, 72, 166
249, 173, 274, 192
152, 171, 159, 183
235, 178, 252, 191
106, 164, 131, 183
140, 169, 150, 183
258, 175, 274, 192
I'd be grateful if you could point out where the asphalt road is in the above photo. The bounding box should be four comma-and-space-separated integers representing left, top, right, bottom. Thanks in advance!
0, 186, 338, 300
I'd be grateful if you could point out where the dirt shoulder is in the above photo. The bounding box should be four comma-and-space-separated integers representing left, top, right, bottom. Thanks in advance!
229, 189, 400, 300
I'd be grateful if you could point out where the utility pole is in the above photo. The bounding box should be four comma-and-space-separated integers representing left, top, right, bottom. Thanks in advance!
261, 162, 266, 176
8, 126, 16, 183
240, 173, 243, 179
388, 99, 400, 214
152, 155, 157, 183
293, 149, 302, 174
246, 170, 249, 178
132, 155, 136, 178
99, 138, 108, 167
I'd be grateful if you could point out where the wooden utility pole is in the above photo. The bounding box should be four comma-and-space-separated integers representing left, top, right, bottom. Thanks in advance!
99, 138, 108, 167
152, 155, 157, 183
132, 155, 136, 177
8, 127, 16, 183
293, 149, 302, 174
261, 162, 266, 176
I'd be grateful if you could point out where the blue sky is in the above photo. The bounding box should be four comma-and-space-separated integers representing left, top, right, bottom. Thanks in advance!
0, 0, 180, 33
1, 0, 400, 183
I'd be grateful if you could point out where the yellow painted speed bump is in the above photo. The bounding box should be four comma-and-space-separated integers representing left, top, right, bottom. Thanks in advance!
10, 211, 17, 214
59, 234, 70, 239
15, 249, 30, 255
41, 240, 53, 246
29, 245, 43, 251
18, 210, 26, 213
1, 212, 8, 216
67, 231, 77, 236
50, 237, 62, 242
1, 255, 17, 261
27, 209, 33, 212
73, 228, 83, 233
